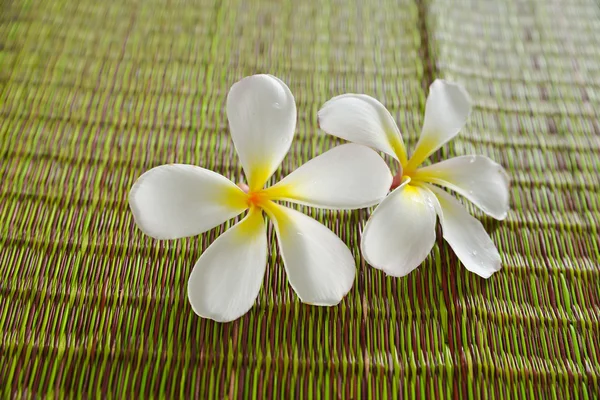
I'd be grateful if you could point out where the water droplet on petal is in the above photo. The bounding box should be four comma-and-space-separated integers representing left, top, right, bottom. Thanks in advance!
471, 250, 478, 256
469, 156, 476, 164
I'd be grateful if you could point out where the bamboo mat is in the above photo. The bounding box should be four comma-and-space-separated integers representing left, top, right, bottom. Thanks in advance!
1, 0, 599, 397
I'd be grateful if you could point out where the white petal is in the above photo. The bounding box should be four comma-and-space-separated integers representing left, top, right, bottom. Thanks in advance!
265, 203, 355, 305
406, 80, 471, 170
414, 155, 510, 220
129, 164, 248, 239
318, 94, 408, 164
361, 179, 437, 277
423, 184, 501, 278
187, 209, 267, 322
266, 144, 392, 209
227, 74, 296, 191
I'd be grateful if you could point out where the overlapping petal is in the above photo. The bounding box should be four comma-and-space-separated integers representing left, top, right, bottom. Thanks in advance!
423, 184, 501, 278
414, 155, 510, 220
318, 94, 407, 163
227, 74, 297, 191
361, 179, 437, 276
406, 80, 471, 170
265, 144, 392, 210
265, 202, 355, 305
187, 209, 268, 322
129, 164, 248, 239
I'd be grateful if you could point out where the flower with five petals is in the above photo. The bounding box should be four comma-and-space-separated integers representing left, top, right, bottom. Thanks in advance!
318, 79, 510, 278
129, 75, 392, 322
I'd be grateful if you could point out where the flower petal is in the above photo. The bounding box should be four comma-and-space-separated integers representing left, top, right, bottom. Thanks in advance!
423, 184, 501, 278
187, 208, 267, 322
265, 144, 392, 210
129, 164, 248, 239
265, 202, 355, 305
227, 74, 297, 191
406, 80, 471, 170
318, 94, 407, 164
361, 179, 437, 277
414, 156, 510, 220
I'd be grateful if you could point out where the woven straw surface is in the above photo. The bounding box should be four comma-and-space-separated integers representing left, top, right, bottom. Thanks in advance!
1, 0, 599, 397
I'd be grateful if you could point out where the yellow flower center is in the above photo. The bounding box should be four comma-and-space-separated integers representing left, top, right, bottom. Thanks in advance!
391, 163, 418, 190
246, 190, 270, 208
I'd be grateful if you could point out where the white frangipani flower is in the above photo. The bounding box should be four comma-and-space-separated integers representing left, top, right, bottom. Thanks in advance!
129, 74, 392, 322
318, 79, 510, 278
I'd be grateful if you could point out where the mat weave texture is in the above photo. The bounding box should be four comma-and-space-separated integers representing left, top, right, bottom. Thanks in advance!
1, 0, 599, 397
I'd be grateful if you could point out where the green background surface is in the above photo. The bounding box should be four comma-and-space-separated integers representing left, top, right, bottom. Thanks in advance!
1, 0, 599, 397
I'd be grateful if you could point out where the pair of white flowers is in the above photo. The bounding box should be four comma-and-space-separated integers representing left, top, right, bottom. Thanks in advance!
129, 74, 509, 322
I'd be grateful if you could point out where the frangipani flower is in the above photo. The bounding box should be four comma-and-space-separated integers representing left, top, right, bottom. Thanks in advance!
318, 79, 510, 278
129, 75, 392, 322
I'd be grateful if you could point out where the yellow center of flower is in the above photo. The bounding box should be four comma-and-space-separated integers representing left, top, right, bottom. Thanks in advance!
237, 179, 295, 208
390, 164, 413, 189
234, 183, 292, 218
232, 187, 292, 239
246, 190, 270, 208
390, 154, 430, 190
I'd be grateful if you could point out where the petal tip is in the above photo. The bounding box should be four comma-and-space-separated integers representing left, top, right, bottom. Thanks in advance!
187, 270, 256, 323
432, 79, 473, 106
300, 297, 344, 307
127, 188, 171, 240
477, 265, 501, 279
366, 254, 428, 279
495, 211, 509, 221
292, 263, 355, 306
383, 267, 418, 278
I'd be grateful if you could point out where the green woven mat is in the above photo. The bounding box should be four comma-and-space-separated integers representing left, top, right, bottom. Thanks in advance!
1, 0, 599, 397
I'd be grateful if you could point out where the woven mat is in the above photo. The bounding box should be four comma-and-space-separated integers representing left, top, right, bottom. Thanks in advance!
1, 0, 599, 397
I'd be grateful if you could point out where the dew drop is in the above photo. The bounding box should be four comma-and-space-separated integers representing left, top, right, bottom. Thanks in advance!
471, 250, 478, 256
469, 156, 476, 164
